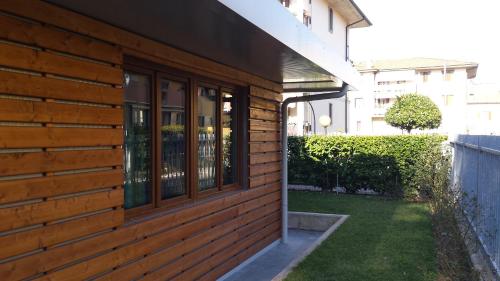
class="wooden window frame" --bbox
[124,57,244,219]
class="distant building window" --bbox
[374,98,392,109]
[377,80,408,86]
[287,103,297,117]
[328,8,334,33]
[354,98,363,108]
[442,69,454,81]
[356,121,362,132]
[303,122,312,134]
[280,0,290,8]
[422,71,430,82]
[443,95,454,106]
[303,12,312,27]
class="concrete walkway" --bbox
[221,229,322,281]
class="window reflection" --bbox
[222,92,237,185]
[160,78,186,199]
[197,87,217,191]
[123,72,152,209]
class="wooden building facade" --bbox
[0,1,283,280]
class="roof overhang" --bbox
[329,0,372,28]
[45,0,363,90]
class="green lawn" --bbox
[286,191,438,281]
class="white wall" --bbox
[311,0,347,59]
[281,0,348,60]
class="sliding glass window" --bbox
[222,91,237,185]
[197,86,218,191]
[123,72,152,209]
[159,77,186,199]
[123,59,242,217]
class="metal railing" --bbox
[198,133,216,190]
[161,133,185,198]
[451,136,500,275]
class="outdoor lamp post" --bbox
[319,115,332,135]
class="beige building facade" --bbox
[349,58,499,136]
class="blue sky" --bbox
[349,0,500,84]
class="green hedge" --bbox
[288,135,447,198]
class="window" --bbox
[354,98,363,108]
[222,92,237,185]
[422,71,430,82]
[287,103,297,117]
[443,94,454,106]
[123,72,153,209]
[123,60,242,216]
[442,70,454,81]
[303,12,312,27]
[280,0,290,8]
[374,98,392,108]
[328,8,334,33]
[159,76,186,200]
[356,121,362,132]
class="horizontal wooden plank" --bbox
[238,191,280,215]
[38,207,238,281]
[167,230,241,281]
[44,194,280,281]
[196,221,281,281]
[140,208,281,281]
[0,184,280,280]
[0,42,122,85]
[250,152,281,165]
[0,14,121,64]
[0,209,123,260]
[0,127,123,149]
[101,203,281,281]
[0,148,122,177]
[204,230,281,281]
[0,189,122,232]
[0,71,123,105]
[250,142,280,153]
[249,132,280,142]
[0,97,122,125]
[171,212,281,281]
[250,86,282,102]
[0,0,283,93]
[250,97,280,112]
[250,119,280,132]
[96,220,240,281]
[0,169,123,204]
[249,172,281,188]
[249,108,279,122]
[249,161,281,177]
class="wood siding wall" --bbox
[0,1,282,280]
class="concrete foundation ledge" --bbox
[218,212,349,281]
[273,212,349,281]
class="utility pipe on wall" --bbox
[281,83,348,243]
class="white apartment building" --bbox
[280,0,371,136]
[348,58,500,136]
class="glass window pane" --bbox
[160,78,186,199]
[123,72,152,209]
[222,92,237,185]
[197,86,217,191]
